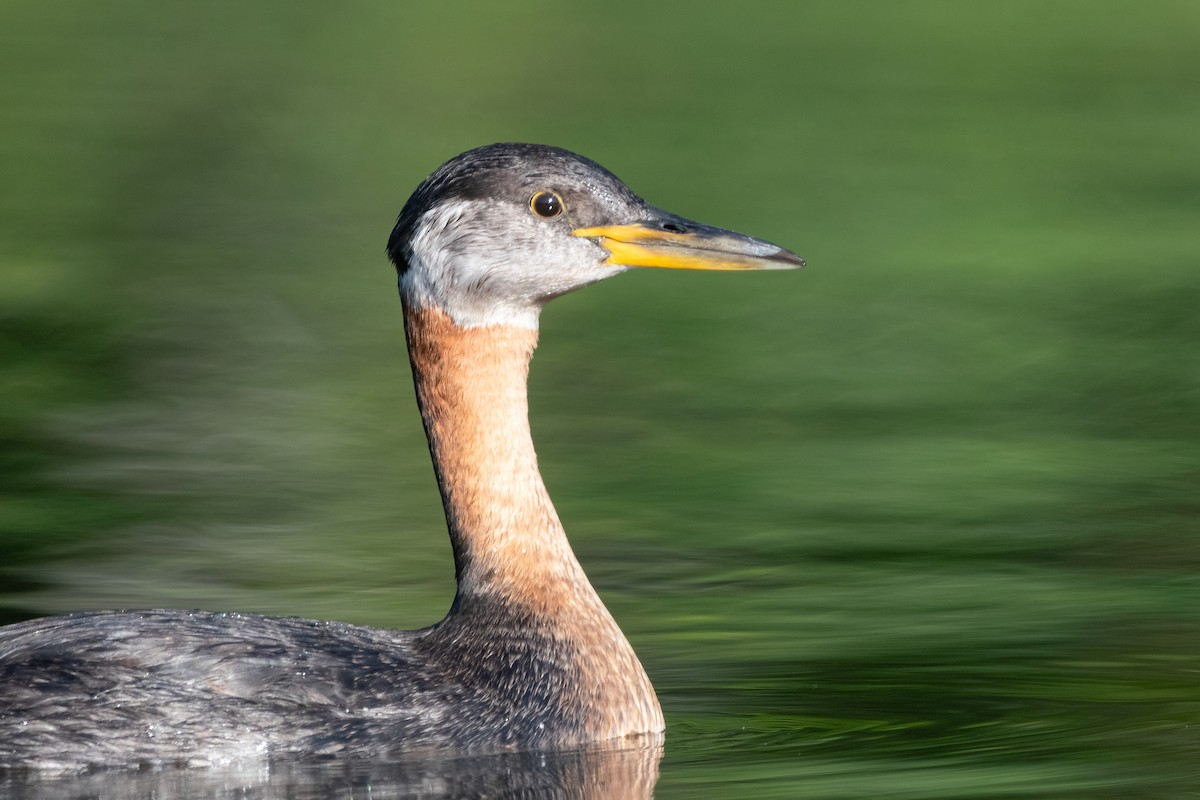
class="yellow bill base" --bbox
[572,224,800,271]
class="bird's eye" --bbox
[530,191,564,218]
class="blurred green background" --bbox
[1,0,1197,796]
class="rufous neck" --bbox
[402,302,664,741]
[402,305,589,607]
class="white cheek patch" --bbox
[399,199,626,330]
[400,200,541,329]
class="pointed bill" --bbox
[572,215,803,271]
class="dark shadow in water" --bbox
[0,739,663,800]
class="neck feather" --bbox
[402,303,664,740]
[403,305,589,607]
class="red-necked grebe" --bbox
[0,143,802,772]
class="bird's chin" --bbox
[538,265,627,304]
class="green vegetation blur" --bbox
[1,1,1197,793]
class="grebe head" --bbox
[388,143,804,328]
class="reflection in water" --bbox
[0,738,662,800]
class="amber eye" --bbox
[530,191,564,218]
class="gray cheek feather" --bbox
[400,200,625,329]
